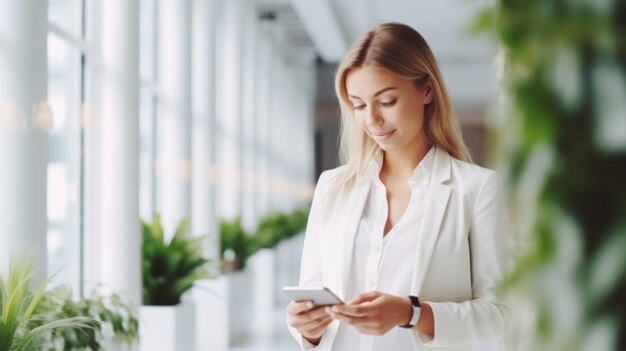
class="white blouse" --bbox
[331,147,435,351]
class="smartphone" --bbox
[282,286,344,306]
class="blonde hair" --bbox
[333,22,471,189]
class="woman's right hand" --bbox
[287,300,333,345]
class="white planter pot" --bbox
[194,270,252,350]
[139,303,195,351]
[101,338,136,351]
[288,233,305,286]
[249,248,276,337]
[227,269,251,345]
[274,239,292,307]
[194,277,229,350]
[99,322,137,351]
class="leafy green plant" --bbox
[252,208,309,251]
[219,208,310,271]
[285,208,309,237]
[142,214,211,305]
[219,217,251,272]
[0,260,95,351]
[36,286,138,351]
[474,0,626,349]
[253,213,292,250]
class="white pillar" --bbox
[96,0,141,304]
[302,62,317,186]
[241,3,258,232]
[287,64,299,208]
[157,0,192,237]
[255,24,272,217]
[285,64,299,209]
[267,37,287,212]
[295,60,317,205]
[0,0,49,281]
[192,0,219,259]
[216,0,244,220]
[275,63,289,211]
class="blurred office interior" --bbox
[1,0,624,350]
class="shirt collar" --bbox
[367,146,436,186]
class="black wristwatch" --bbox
[399,295,421,329]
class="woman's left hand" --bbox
[326,291,412,336]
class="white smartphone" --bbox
[282,286,344,306]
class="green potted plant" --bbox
[217,217,261,345]
[0,259,95,351]
[141,214,210,351]
[252,213,290,251]
[252,208,309,251]
[244,208,311,321]
[219,217,252,272]
[37,286,138,351]
[285,208,309,238]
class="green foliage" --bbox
[476,0,626,349]
[219,217,251,271]
[0,260,95,351]
[220,208,310,272]
[253,214,292,250]
[142,214,211,305]
[252,209,309,251]
[36,287,138,350]
[285,208,309,237]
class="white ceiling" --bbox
[286,0,498,107]
[328,0,494,61]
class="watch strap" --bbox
[399,295,421,329]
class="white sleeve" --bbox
[287,171,328,350]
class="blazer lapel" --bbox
[324,179,371,300]
[410,148,452,294]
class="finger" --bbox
[349,291,381,305]
[330,310,373,326]
[304,317,333,339]
[330,303,370,317]
[334,310,379,327]
[304,306,331,320]
[341,314,379,328]
[300,314,332,334]
[331,311,358,325]
[291,308,330,329]
[287,300,314,315]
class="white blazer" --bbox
[288,147,510,350]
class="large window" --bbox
[47,0,88,292]
[47,0,158,294]
[139,0,158,221]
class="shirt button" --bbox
[376,246,382,253]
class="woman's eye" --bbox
[381,99,396,107]
[353,104,366,111]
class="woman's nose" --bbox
[366,105,383,126]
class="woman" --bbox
[287,22,510,350]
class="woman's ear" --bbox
[423,81,434,104]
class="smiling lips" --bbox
[372,130,395,139]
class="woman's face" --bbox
[345,66,432,153]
